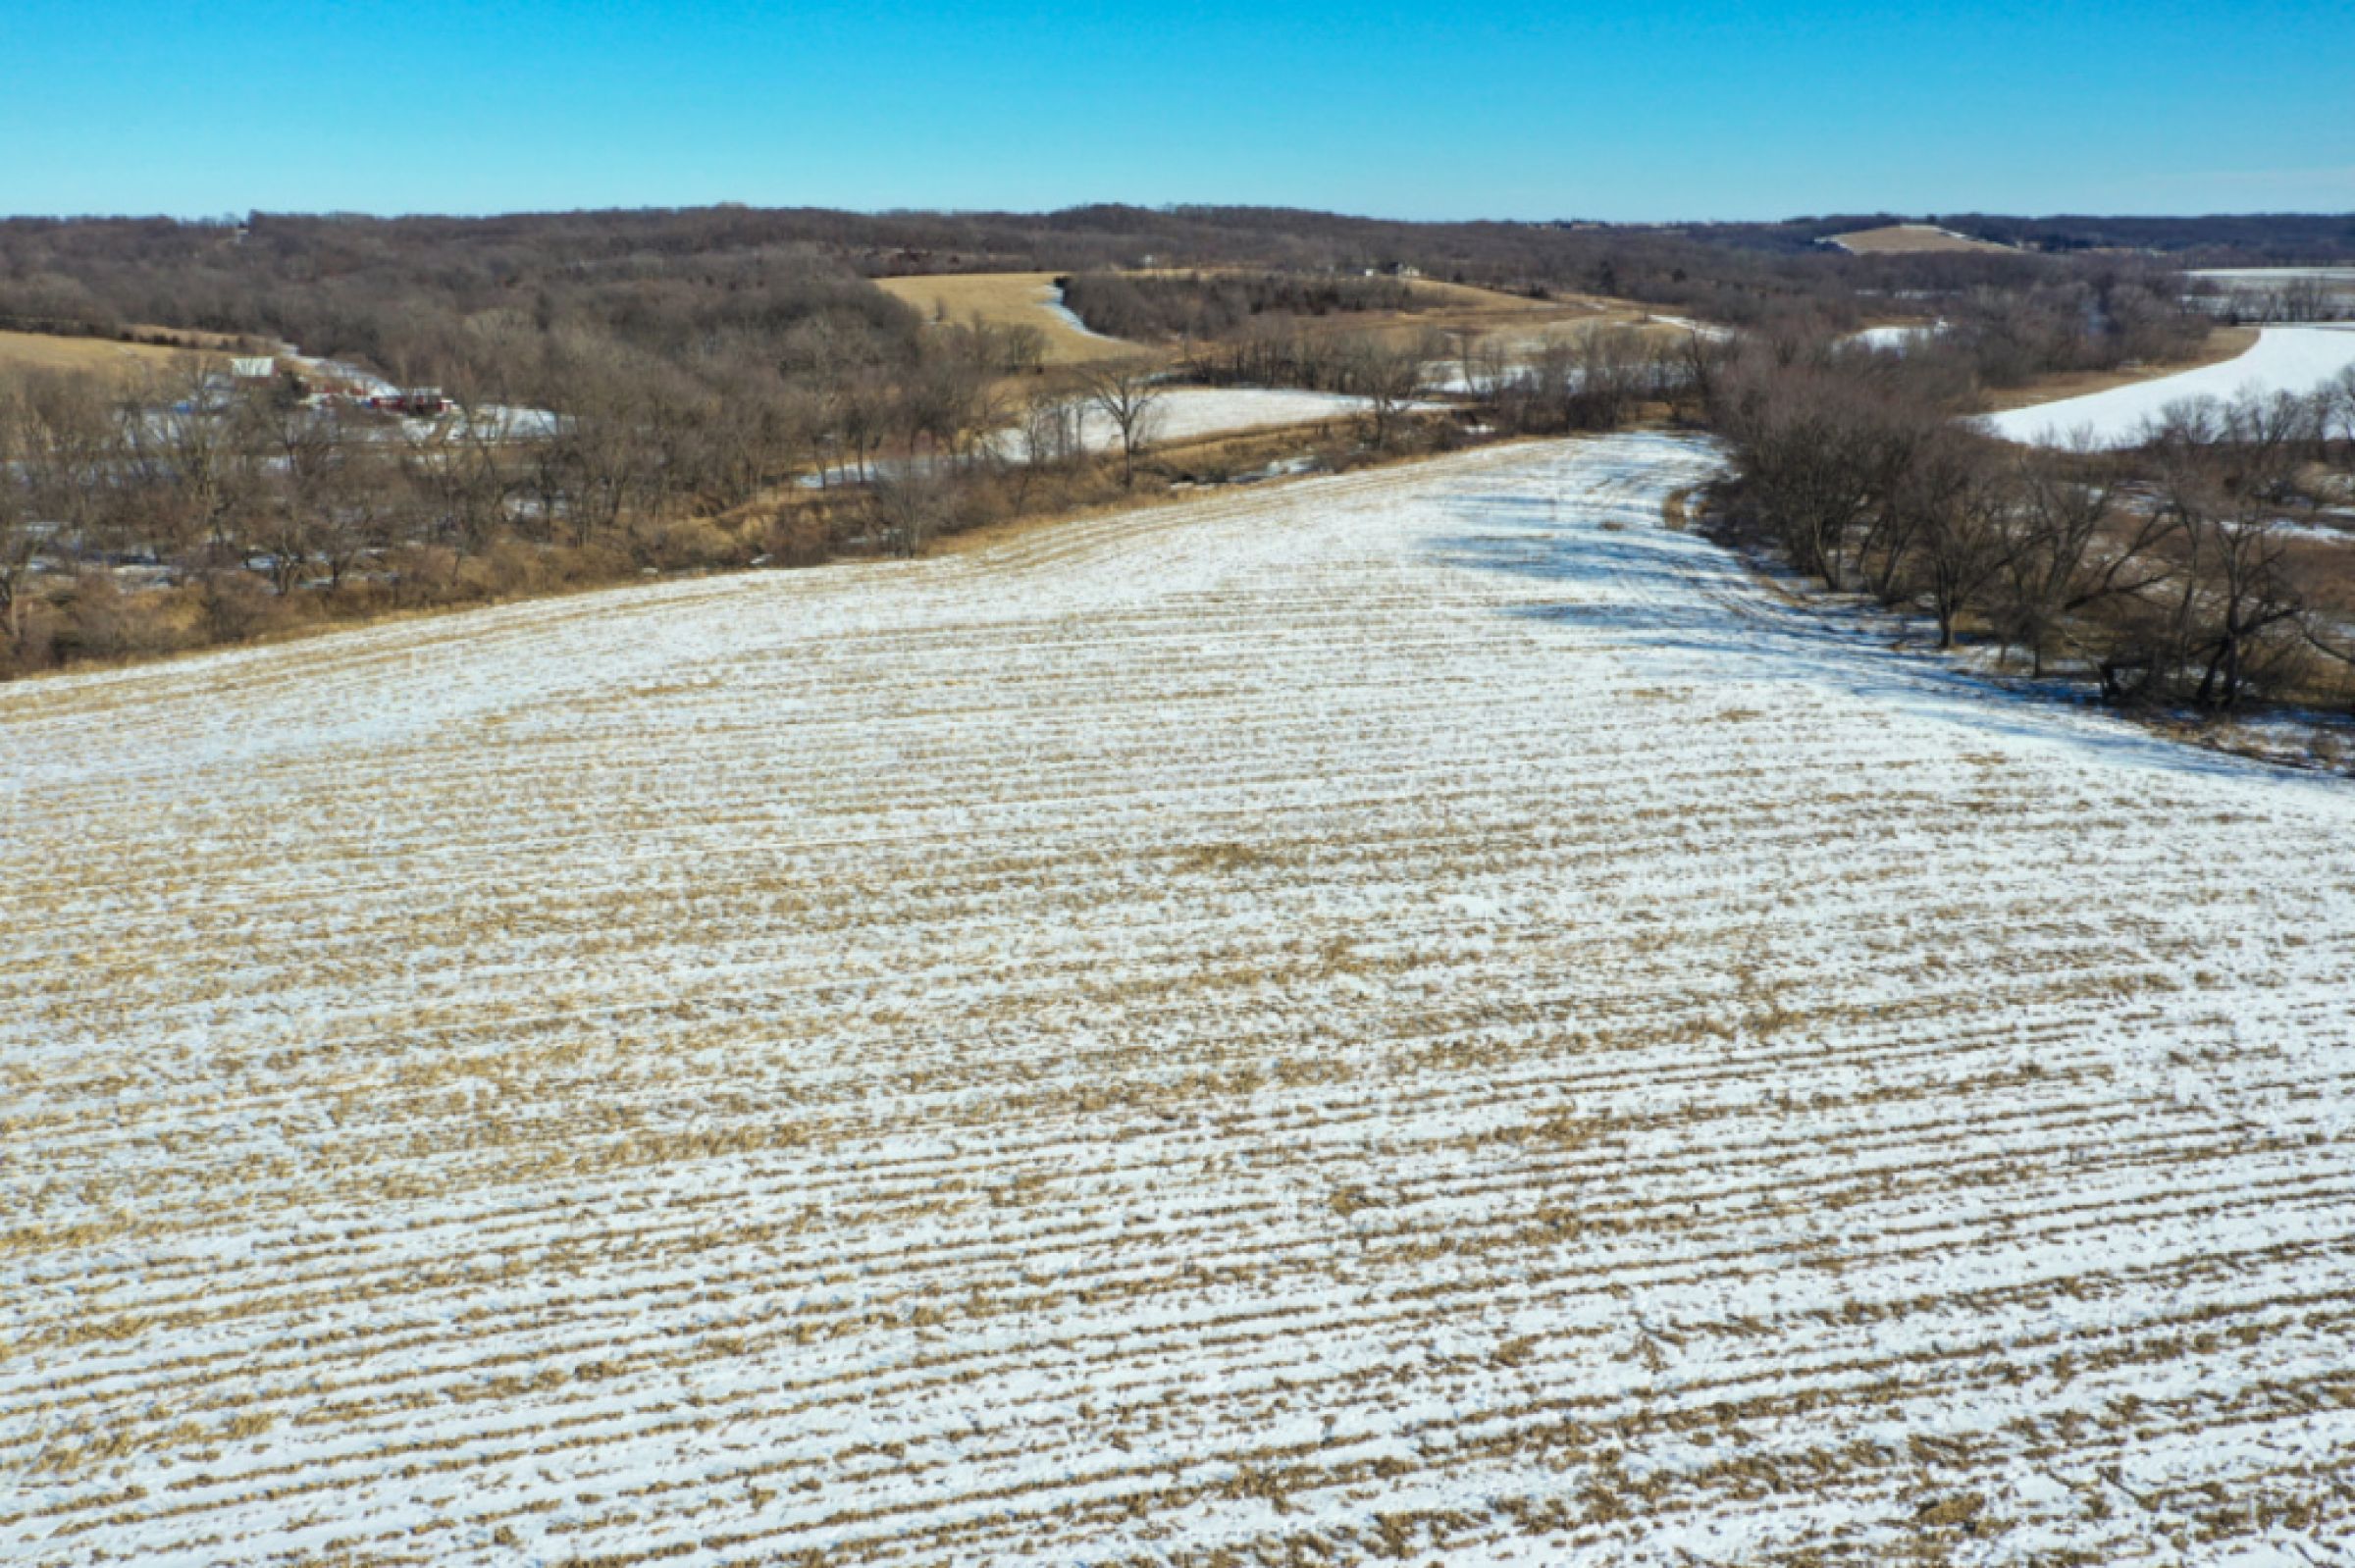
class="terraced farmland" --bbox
[6,433,2355,1565]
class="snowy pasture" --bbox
[1983,324,2355,447]
[1103,386,1402,448]
[5,434,2355,1564]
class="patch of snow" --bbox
[1097,387,1414,447]
[1034,282,1122,342]
[1645,313,1736,341]
[1980,325,2355,447]
[1849,321,1948,353]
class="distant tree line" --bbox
[1059,269,1426,342]
[1689,212,2355,264]
[2187,275,2355,326]
[0,340,1231,676]
[1705,330,2355,713]
[3,204,2280,355]
[0,203,2327,682]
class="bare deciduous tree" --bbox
[870,468,953,557]
[2320,365,2355,472]
[1339,333,1428,447]
[404,400,511,554]
[122,358,262,563]
[1010,379,1085,514]
[1073,363,1165,489]
[0,388,38,648]
[1994,446,2125,675]
[1895,430,2012,649]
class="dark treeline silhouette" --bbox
[1638,212,2355,262]
[1934,211,2355,263]
[1059,269,1428,342]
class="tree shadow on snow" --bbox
[1423,511,2318,791]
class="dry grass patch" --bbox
[873,271,1144,363]
[0,329,208,383]
[1828,224,2016,256]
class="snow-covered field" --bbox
[806,388,1391,486]
[1849,322,1946,353]
[1983,324,2355,447]
[1108,386,1399,447]
[7,434,2355,1565]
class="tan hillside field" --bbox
[1362,277,1638,346]
[1135,267,1673,353]
[873,271,1143,363]
[0,328,210,383]
[1829,223,2015,255]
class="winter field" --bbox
[6,434,2355,1565]
[1983,324,2355,447]
[1089,387,1404,449]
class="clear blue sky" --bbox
[3,0,2350,222]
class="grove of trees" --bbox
[1709,334,2355,713]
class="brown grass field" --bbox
[1146,269,1678,356]
[878,268,1672,365]
[873,271,1144,363]
[1354,277,1643,349]
[1828,223,2016,256]
[0,329,211,383]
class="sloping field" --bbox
[872,271,1140,362]
[1352,277,1629,344]
[1983,324,2355,446]
[2192,267,2355,310]
[0,329,202,382]
[7,435,2355,1564]
[1826,224,2015,255]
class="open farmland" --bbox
[1141,269,1652,355]
[1982,323,2355,445]
[6,434,2355,1564]
[0,329,205,382]
[1824,224,2015,256]
[1326,276,1636,348]
[872,271,1141,362]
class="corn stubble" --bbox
[5,434,2354,1564]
